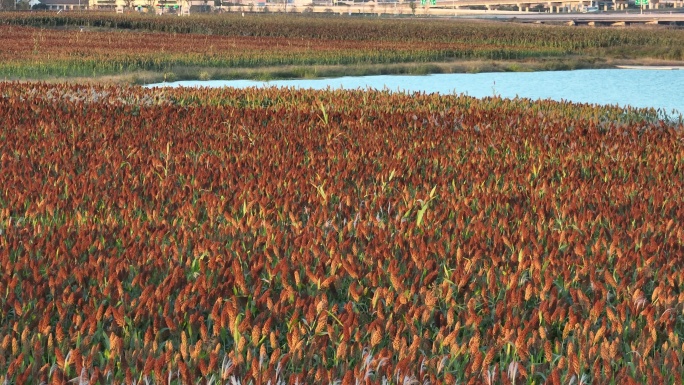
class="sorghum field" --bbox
[1,13,684,80]
[0,82,683,384]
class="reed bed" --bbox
[0,13,683,80]
[0,24,559,79]
[0,82,683,384]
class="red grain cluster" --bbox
[0,83,682,384]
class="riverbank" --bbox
[1,13,683,84]
[8,59,599,85]
[10,57,684,86]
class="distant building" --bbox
[33,0,326,12]
[39,0,87,9]
[94,0,214,13]
[29,0,216,12]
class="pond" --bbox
[147,68,684,116]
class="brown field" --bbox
[0,82,683,384]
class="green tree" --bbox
[408,0,417,14]
[0,0,16,10]
[145,0,155,12]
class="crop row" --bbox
[1,14,684,79]
[2,13,684,49]
[0,83,683,384]
[0,24,559,79]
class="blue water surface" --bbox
[147,69,684,115]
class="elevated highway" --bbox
[299,1,684,17]
[489,11,684,25]
[230,1,684,22]
[428,0,684,12]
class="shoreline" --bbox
[615,65,684,70]
[5,58,684,86]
